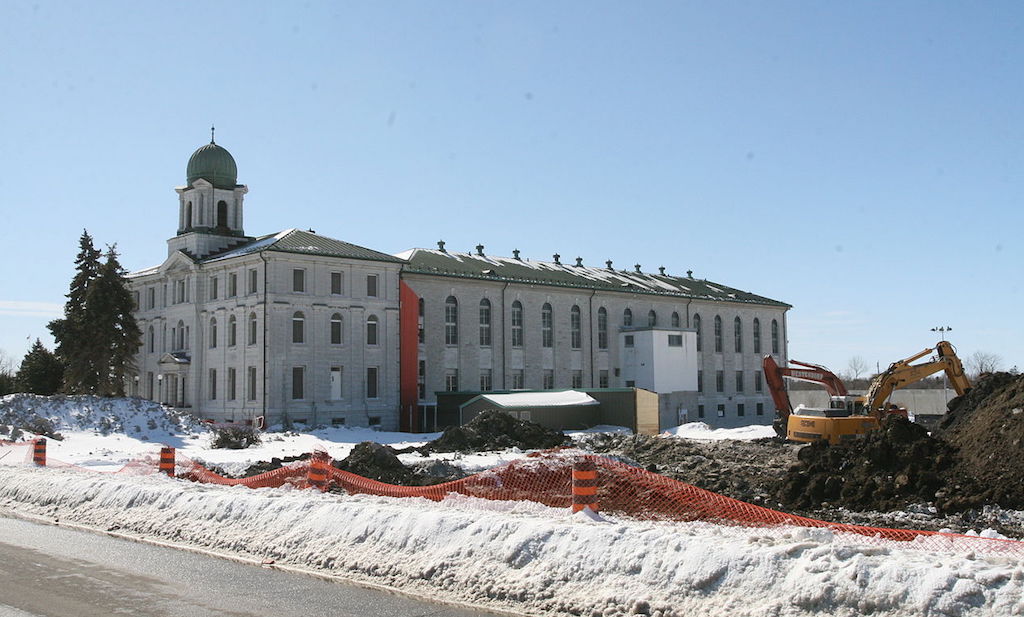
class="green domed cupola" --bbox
[186,131,238,189]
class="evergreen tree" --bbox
[88,245,142,396]
[47,232,140,396]
[48,230,102,393]
[15,339,64,395]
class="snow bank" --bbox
[0,466,1020,617]
[661,422,777,441]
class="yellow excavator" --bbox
[767,341,971,444]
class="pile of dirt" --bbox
[581,432,800,508]
[776,416,983,513]
[422,411,568,453]
[332,442,465,486]
[937,372,1024,508]
[241,453,309,477]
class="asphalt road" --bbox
[0,516,504,617]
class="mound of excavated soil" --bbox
[938,372,1024,508]
[332,442,464,486]
[776,417,983,513]
[423,411,568,453]
[581,433,800,509]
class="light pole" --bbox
[930,326,952,404]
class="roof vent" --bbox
[553,253,561,265]
[307,229,316,234]
[606,260,613,270]
[437,240,446,253]
[658,266,666,275]
[512,248,521,260]
[687,269,693,278]
[575,257,583,267]
[634,264,642,273]
[476,244,485,256]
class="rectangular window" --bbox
[249,269,258,294]
[717,404,726,417]
[479,303,492,347]
[210,277,219,300]
[755,370,763,393]
[368,416,381,427]
[735,370,744,392]
[512,369,525,390]
[480,369,492,392]
[697,370,704,393]
[227,367,237,401]
[417,361,426,400]
[147,372,154,399]
[624,335,634,348]
[737,403,745,417]
[366,274,378,297]
[367,366,379,399]
[625,380,636,388]
[571,370,583,389]
[756,402,764,416]
[292,366,305,400]
[543,370,554,390]
[228,273,237,298]
[132,290,140,309]
[445,370,458,392]
[147,287,156,310]
[511,304,523,348]
[330,367,343,400]
[668,334,683,347]
[599,370,609,388]
[247,366,257,401]
[293,269,305,293]
[332,417,346,426]
[209,369,217,400]
[331,317,342,345]
[331,272,343,295]
[716,370,725,393]
[698,404,705,419]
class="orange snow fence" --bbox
[3,439,1024,558]
[180,449,1024,558]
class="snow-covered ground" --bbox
[2,396,1023,616]
[660,421,777,441]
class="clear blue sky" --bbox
[2,1,1021,376]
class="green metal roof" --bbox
[398,248,789,308]
[187,141,238,189]
[202,229,406,264]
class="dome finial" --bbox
[210,124,216,144]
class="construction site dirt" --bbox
[235,373,1024,537]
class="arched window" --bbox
[418,298,425,343]
[184,201,192,229]
[228,315,237,347]
[444,296,458,345]
[541,303,553,348]
[771,319,780,354]
[753,318,761,354]
[570,305,582,349]
[714,315,723,353]
[176,320,186,350]
[623,308,633,327]
[734,317,743,353]
[331,313,343,345]
[648,310,657,327]
[148,326,155,353]
[367,315,379,346]
[248,312,258,345]
[671,312,680,328]
[693,314,702,352]
[216,200,228,228]
[479,299,492,347]
[292,312,305,344]
[511,301,524,347]
[597,307,608,349]
[209,317,218,349]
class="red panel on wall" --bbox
[399,281,420,431]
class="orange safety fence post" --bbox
[307,450,331,491]
[32,438,46,467]
[159,446,175,477]
[571,458,598,513]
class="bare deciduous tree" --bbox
[845,356,869,381]
[966,351,1002,378]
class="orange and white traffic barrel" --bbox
[159,446,175,477]
[307,451,331,491]
[32,438,46,466]
[571,458,598,513]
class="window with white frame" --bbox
[570,306,581,349]
[541,303,553,348]
[330,313,343,345]
[366,274,378,298]
[479,299,491,347]
[445,296,458,345]
[292,269,305,293]
[292,312,305,344]
[366,315,379,346]
[511,301,523,348]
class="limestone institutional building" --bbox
[128,139,791,431]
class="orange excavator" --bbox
[763,356,870,442]
[764,341,971,444]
